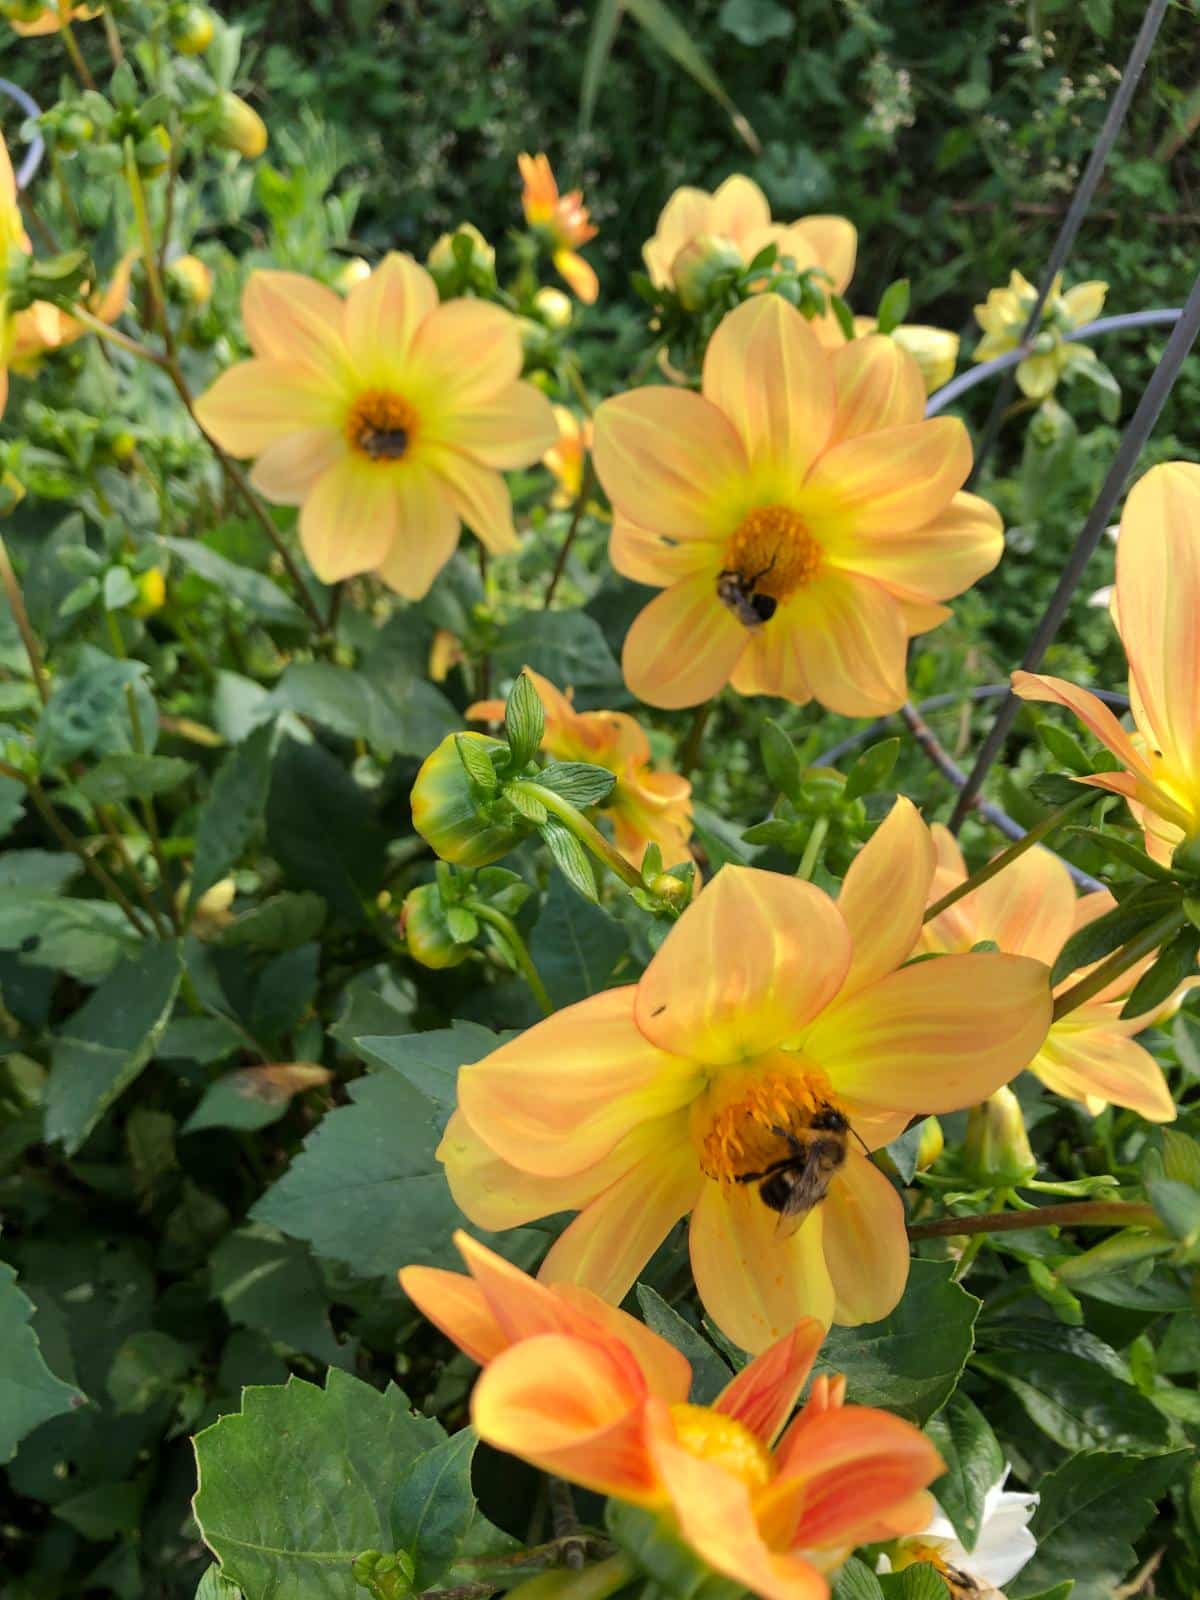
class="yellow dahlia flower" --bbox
[0,135,30,416]
[974,270,1107,400]
[643,176,855,344]
[4,1,100,34]
[543,405,591,508]
[593,296,1002,713]
[518,152,598,305]
[194,254,557,596]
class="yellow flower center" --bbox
[347,390,417,463]
[893,1542,980,1596]
[669,1403,775,1491]
[719,506,820,624]
[690,1065,847,1187]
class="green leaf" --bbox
[1161,1128,1200,1189]
[195,1569,246,1600]
[266,736,387,925]
[1029,773,1088,808]
[623,0,759,152]
[636,1284,731,1405]
[77,753,192,807]
[606,1500,746,1600]
[210,1224,350,1368]
[535,760,617,809]
[272,662,458,758]
[580,0,623,130]
[1013,1449,1188,1599]
[492,612,621,696]
[36,655,150,768]
[832,1557,886,1600]
[760,719,802,802]
[540,814,598,901]
[1119,926,1200,1018]
[161,536,308,627]
[879,1565,948,1600]
[390,1429,478,1589]
[875,278,910,336]
[1050,887,1180,986]
[530,874,629,1008]
[190,718,277,908]
[1147,1177,1200,1247]
[106,1329,191,1413]
[1064,827,1175,882]
[193,1371,445,1600]
[811,1260,978,1423]
[1036,721,1095,775]
[44,940,183,1155]
[974,1338,1168,1453]
[352,1023,503,1123]
[844,737,900,801]
[0,1262,83,1464]
[718,0,794,46]
[218,891,326,951]
[885,1120,926,1185]
[0,895,140,983]
[925,1391,1004,1552]
[504,671,546,770]
[456,733,499,792]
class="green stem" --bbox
[679,699,713,775]
[543,457,595,608]
[58,10,96,89]
[922,792,1092,924]
[0,533,49,706]
[907,1200,1160,1240]
[795,815,829,881]
[1056,1229,1175,1283]
[124,136,165,330]
[467,901,553,1016]
[1051,906,1188,1022]
[513,780,645,894]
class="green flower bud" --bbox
[170,3,215,53]
[213,92,268,160]
[426,222,495,292]
[137,125,172,179]
[532,285,572,330]
[411,732,530,867]
[400,883,471,969]
[671,234,744,311]
[964,1087,1036,1187]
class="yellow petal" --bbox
[1011,671,1152,779]
[621,572,747,709]
[1033,1019,1175,1122]
[728,614,812,704]
[553,248,599,304]
[456,987,705,1178]
[827,489,1003,603]
[820,1147,909,1325]
[701,296,835,481]
[241,270,348,376]
[374,464,461,599]
[829,334,925,441]
[1062,280,1107,325]
[634,865,852,1065]
[643,186,714,286]
[609,516,714,587]
[194,358,342,457]
[966,845,1078,965]
[689,1180,835,1353]
[805,417,971,535]
[250,427,345,505]
[806,951,1052,1112]
[837,797,935,1000]
[438,1109,620,1231]
[344,251,437,379]
[592,387,748,539]
[788,569,908,716]
[708,174,772,245]
[411,297,523,406]
[428,450,518,554]
[297,456,398,581]
[432,379,557,468]
[787,214,857,292]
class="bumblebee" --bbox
[359,425,410,461]
[734,1106,850,1232]
[716,557,778,628]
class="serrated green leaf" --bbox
[391,1429,478,1589]
[974,1341,1168,1454]
[1029,772,1089,808]
[636,1284,731,1405]
[925,1391,1004,1552]
[504,671,546,770]
[37,655,151,769]
[530,874,628,1008]
[760,719,801,801]
[540,815,598,901]
[0,1262,83,1463]
[1064,827,1175,882]
[77,753,192,807]
[161,536,308,627]
[190,718,277,909]
[1050,888,1180,986]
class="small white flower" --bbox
[880,1466,1038,1596]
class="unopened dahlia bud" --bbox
[915,1115,944,1172]
[333,256,372,293]
[132,567,166,618]
[426,223,495,291]
[168,254,213,306]
[411,732,529,868]
[891,325,960,394]
[671,233,743,311]
[532,285,572,330]
[964,1087,1036,1186]
[213,92,268,160]
[400,883,471,970]
[170,4,215,53]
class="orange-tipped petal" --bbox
[472,1333,658,1502]
[554,1283,692,1402]
[689,1181,835,1354]
[819,1148,909,1326]
[789,569,909,717]
[830,335,924,440]
[1034,1018,1176,1122]
[592,387,748,540]
[806,416,971,535]
[829,490,1003,603]
[1115,462,1200,788]
[241,270,348,375]
[621,573,747,710]
[374,466,461,598]
[398,1265,507,1366]
[554,248,599,304]
[965,845,1078,965]
[837,797,935,1000]
[712,1319,825,1446]
[298,456,398,581]
[634,865,852,1065]
[701,296,835,480]
[538,1127,703,1305]
[807,952,1052,1112]
[344,252,437,378]
[456,988,705,1178]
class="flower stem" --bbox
[907,1200,1159,1240]
[58,12,96,90]
[0,533,49,706]
[543,457,594,608]
[922,792,1092,924]
[680,699,713,775]
[513,780,646,895]
[1051,906,1187,1022]
[795,815,829,882]
[467,901,553,1016]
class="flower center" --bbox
[718,505,820,626]
[347,390,417,463]
[669,1404,774,1491]
[690,1065,848,1200]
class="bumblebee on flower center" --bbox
[347,389,418,463]
[718,505,820,627]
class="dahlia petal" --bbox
[1062,280,1107,325]
[830,334,924,440]
[829,490,1004,603]
[250,427,345,505]
[788,215,857,293]
[609,516,714,587]
[643,186,714,286]
[635,864,852,1065]
[966,845,1078,965]
[373,464,461,599]
[789,569,909,717]
[241,271,348,375]
[344,251,437,378]
[820,1148,909,1326]
[553,1284,692,1402]
[554,248,599,304]
[471,1333,659,1502]
[728,614,813,703]
[411,297,523,405]
[194,358,342,457]
[712,1319,825,1446]
[837,797,935,1000]
[1033,1019,1176,1122]
[621,573,747,710]
[806,951,1052,1113]
[804,417,971,536]
[397,1266,507,1366]
[455,988,705,1178]
[592,387,748,539]
[701,296,835,480]
[298,455,399,582]
[432,380,557,468]
[708,174,773,245]
[1011,671,1151,778]
[689,1180,836,1354]
[429,451,518,554]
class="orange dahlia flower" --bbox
[518,152,598,305]
[593,296,1002,713]
[194,254,557,596]
[6,1,100,34]
[468,666,692,869]
[544,405,592,508]
[919,826,1175,1123]
[401,1232,943,1600]
[1015,462,1200,866]
[10,251,135,372]
[440,799,1051,1351]
[643,176,854,346]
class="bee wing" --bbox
[772,1199,815,1241]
